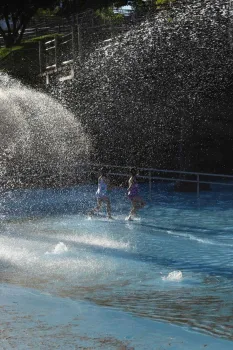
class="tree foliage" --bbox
[0,1,129,47]
[0,0,178,48]
[0,0,59,47]
[96,7,124,25]
[59,0,128,16]
[130,0,177,13]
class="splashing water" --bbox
[162,270,183,281]
[1,4,233,347]
[61,0,233,169]
[46,242,69,255]
[2,182,233,342]
[0,73,91,185]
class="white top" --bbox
[96,177,108,198]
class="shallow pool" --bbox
[1,183,233,345]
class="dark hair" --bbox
[101,166,109,176]
[130,167,137,176]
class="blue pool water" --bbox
[1,183,233,345]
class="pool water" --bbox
[1,183,233,342]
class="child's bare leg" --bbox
[137,201,145,210]
[106,198,112,218]
[128,201,137,219]
[128,198,145,219]
[90,199,102,215]
[134,198,145,210]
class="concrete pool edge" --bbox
[0,283,232,349]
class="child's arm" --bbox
[127,178,133,191]
[102,175,122,189]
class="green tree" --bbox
[96,7,124,25]
[59,0,128,15]
[0,0,59,47]
[130,0,176,13]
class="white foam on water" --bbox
[0,234,115,280]
[45,242,68,255]
[162,271,183,281]
[55,233,130,250]
[0,241,37,266]
[166,231,233,247]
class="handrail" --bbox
[60,39,72,45]
[61,32,72,39]
[45,39,55,45]
[81,163,233,197]
[2,163,233,197]
[86,163,233,179]
[5,162,233,180]
[108,172,233,186]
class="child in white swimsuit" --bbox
[89,167,113,219]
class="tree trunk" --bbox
[15,22,28,46]
[4,34,15,48]
[0,15,30,48]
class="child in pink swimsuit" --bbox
[127,168,145,220]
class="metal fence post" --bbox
[39,41,44,74]
[72,26,76,61]
[77,25,82,63]
[59,166,63,187]
[149,171,152,200]
[46,73,49,85]
[54,35,59,69]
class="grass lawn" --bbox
[0,46,24,60]
[0,34,61,83]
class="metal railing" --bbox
[39,31,75,82]
[37,9,149,83]
[86,164,233,198]
[3,163,233,197]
